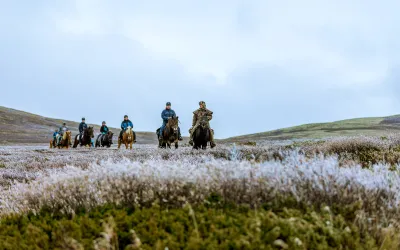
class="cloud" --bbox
[0,0,399,138]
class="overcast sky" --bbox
[1,0,400,138]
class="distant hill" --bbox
[0,106,158,144]
[223,115,400,143]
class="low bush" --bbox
[0,201,391,250]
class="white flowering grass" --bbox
[1,144,400,229]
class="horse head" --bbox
[64,131,71,140]
[199,116,209,129]
[168,116,179,136]
[107,131,114,140]
[125,126,133,141]
[87,126,94,138]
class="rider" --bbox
[120,115,136,142]
[53,129,59,146]
[189,101,216,148]
[159,102,183,142]
[58,123,68,144]
[78,117,87,144]
[97,121,109,142]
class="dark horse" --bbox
[157,116,180,149]
[193,116,211,150]
[73,126,94,148]
[96,131,114,148]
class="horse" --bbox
[73,126,94,148]
[96,131,114,148]
[157,116,179,149]
[192,116,211,150]
[118,126,135,149]
[50,131,72,149]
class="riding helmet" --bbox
[63,122,66,125]
[82,117,85,120]
[124,115,128,118]
[166,102,171,106]
[199,101,206,105]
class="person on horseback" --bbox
[58,123,68,144]
[53,129,59,146]
[97,121,110,143]
[159,102,183,143]
[120,115,136,142]
[189,101,216,148]
[78,118,87,144]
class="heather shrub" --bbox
[0,202,390,249]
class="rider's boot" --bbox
[188,127,194,145]
[178,132,183,141]
[210,129,216,148]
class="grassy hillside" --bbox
[224,115,400,142]
[0,106,158,144]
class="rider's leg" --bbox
[160,124,166,138]
[210,128,216,148]
[189,125,198,146]
[178,127,183,141]
[119,130,124,140]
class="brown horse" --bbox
[157,116,180,149]
[192,116,212,150]
[50,131,72,149]
[96,131,114,148]
[73,126,94,148]
[118,126,135,149]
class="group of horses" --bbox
[50,126,135,149]
[157,116,212,150]
[50,117,212,150]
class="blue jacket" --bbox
[79,122,87,133]
[53,132,58,137]
[161,109,176,123]
[121,120,133,130]
[100,125,109,134]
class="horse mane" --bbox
[62,131,70,140]
[167,117,179,128]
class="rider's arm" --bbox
[161,110,168,121]
[192,112,197,127]
[207,110,213,121]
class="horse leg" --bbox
[175,142,178,149]
[73,136,78,148]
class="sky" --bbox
[1,0,400,138]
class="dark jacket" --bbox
[161,109,176,123]
[192,108,213,127]
[100,125,109,134]
[121,120,133,130]
[59,126,68,134]
[79,122,88,133]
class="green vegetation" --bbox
[224,116,400,142]
[0,199,393,250]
